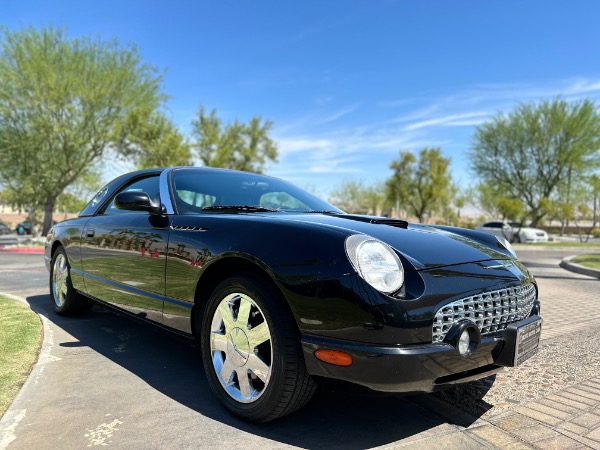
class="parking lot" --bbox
[1,247,600,449]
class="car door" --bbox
[80,174,170,323]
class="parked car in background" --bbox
[475,221,549,244]
[475,221,513,241]
[508,222,549,243]
[0,221,12,235]
[16,221,31,235]
[46,167,542,422]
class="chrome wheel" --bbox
[209,292,272,403]
[52,253,69,307]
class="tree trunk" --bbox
[529,213,544,228]
[42,197,56,237]
[565,167,572,233]
[27,210,38,237]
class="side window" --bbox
[486,222,503,228]
[260,192,309,211]
[102,176,160,215]
[176,190,216,209]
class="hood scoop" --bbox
[334,214,409,229]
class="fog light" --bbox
[443,319,481,357]
[458,330,471,355]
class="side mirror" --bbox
[114,191,162,214]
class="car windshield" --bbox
[171,169,344,214]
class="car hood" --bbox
[265,213,512,270]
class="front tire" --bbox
[200,274,316,422]
[50,247,92,316]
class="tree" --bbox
[472,183,503,219]
[330,179,385,215]
[588,174,600,240]
[56,192,87,218]
[55,172,102,219]
[470,99,600,226]
[120,109,192,169]
[472,183,526,221]
[549,174,600,242]
[386,148,453,223]
[192,105,278,173]
[497,197,526,221]
[0,26,164,235]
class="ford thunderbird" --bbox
[46,167,542,422]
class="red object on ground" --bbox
[0,247,45,254]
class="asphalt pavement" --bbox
[1,247,599,449]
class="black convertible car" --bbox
[46,167,542,422]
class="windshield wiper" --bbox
[303,210,340,214]
[201,205,279,213]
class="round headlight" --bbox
[345,235,404,294]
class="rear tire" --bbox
[50,247,92,316]
[200,274,316,422]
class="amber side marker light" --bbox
[314,349,353,366]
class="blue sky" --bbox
[3,1,600,197]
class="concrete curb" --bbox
[560,255,600,279]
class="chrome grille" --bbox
[432,283,536,343]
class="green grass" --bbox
[0,295,42,417]
[571,254,600,270]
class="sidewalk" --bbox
[402,344,600,449]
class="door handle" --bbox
[85,228,95,238]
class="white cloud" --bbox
[389,105,441,124]
[270,76,600,195]
[403,111,491,131]
[307,165,363,174]
[436,77,600,110]
[277,137,334,154]
[562,78,600,96]
[320,104,360,123]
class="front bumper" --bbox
[302,315,541,393]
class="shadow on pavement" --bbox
[24,293,482,449]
